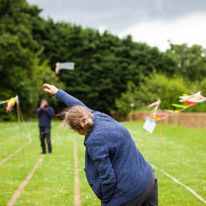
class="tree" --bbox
[115,73,190,115]
[33,20,178,113]
[0,0,63,120]
[166,43,206,81]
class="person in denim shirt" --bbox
[43,83,158,206]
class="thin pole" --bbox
[130,103,134,122]
[19,105,34,153]
[16,96,27,174]
[131,106,133,122]
[160,122,165,170]
[74,134,82,206]
[158,102,164,170]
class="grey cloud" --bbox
[27,0,206,32]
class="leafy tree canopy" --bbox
[0,0,206,119]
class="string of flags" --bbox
[143,91,206,133]
[0,96,17,112]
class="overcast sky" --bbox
[27,0,206,51]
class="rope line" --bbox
[7,156,44,206]
[0,139,33,167]
[0,137,13,145]
[151,164,206,204]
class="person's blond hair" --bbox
[60,106,94,131]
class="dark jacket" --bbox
[55,90,153,206]
[35,106,54,128]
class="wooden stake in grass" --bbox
[18,101,35,153]
[160,122,165,170]
[16,96,27,174]
[74,135,82,206]
[130,103,134,122]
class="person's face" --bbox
[41,100,48,106]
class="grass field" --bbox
[0,121,206,206]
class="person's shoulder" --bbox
[85,122,106,145]
[93,111,117,124]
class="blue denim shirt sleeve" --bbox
[87,138,117,204]
[45,107,54,118]
[55,89,92,112]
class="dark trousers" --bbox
[39,127,52,153]
[124,172,158,206]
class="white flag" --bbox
[143,118,156,134]
[55,62,75,74]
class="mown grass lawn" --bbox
[0,121,205,206]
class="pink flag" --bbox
[148,100,161,107]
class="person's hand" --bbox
[43,84,59,95]
[55,62,59,74]
[40,102,45,109]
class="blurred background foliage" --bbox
[1,0,206,120]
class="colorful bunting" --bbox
[148,100,161,107]
[143,117,156,134]
[156,113,170,117]
[0,100,9,105]
[0,96,17,112]
[143,91,206,133]
[171,104,189,108]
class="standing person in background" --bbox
[36,99,54,154]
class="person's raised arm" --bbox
[35,108,43,115]
[43,84,92,112]
[45,107,54,118]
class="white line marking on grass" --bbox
[153,148,206,174]
[7,156,44,206]
[74,136,82,206]
[130,130,206,174]
[0,139,33,166]
[0,137,13,145]
[0,126,19,133]
[151,164,206,204]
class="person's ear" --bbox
[80,117,86,129]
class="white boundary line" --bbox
[0,126,19,133]
[7,137,56,205]
[0,139,33,166]
[7,156,44,206]
[151,164,206,204]
[130,130,206,174]
[0,137,13,145]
